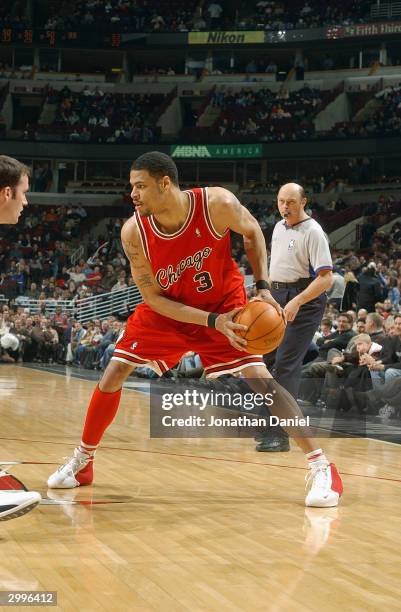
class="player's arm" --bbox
[207,187,281,314]
[121,218,247,350]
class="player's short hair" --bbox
[131,152,179,186]
[0,156,30,193]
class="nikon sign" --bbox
[188,31,265,45]
[171,145,263,159]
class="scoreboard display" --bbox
[0,28,122,48]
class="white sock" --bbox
[77,442,97,457]
[305,448,328,468]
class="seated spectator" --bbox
[364,312,387,345]
[85,266,103,286]
[51,305,69,338]
[314,312,355,360]
[68,265,86,285]
[111,272,128,292]
[66,321,86,365]
[341,333,383,413]
[73,322,102,367]
[361,313,401,388]
[41,321,60,363]
[299,312,356,404]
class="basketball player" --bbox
[0,155,41,520]
[48,152,343,507]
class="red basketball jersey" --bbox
[135,187,245,311]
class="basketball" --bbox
[233,301,286,354]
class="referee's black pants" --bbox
[270,288,327,399]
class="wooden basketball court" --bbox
[1,366,401,611]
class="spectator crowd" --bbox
[38,0,198,33]
[210,86,324,143]
[234,0,369,31]
[0,0,379,36]
[40,86,164,144]
[0,206,139,369]
[334,85,401,140]
[19,0,372,33]
[0,305,125,371]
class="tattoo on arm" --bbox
[122,239,142,264]
[136,272,153,290]
[122,233,158,293]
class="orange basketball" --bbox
[233,301,286,354]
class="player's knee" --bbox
[99,360,134,392]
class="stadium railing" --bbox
[13,285,143,323]
[74,285,142,323]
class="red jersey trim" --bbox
[204,354,264,375]
[113,348,148,362]
[156,359,169,373]
[135,213,151,261]
[202,187,228,240]
[204,356,265,378]
[148,190,195,240]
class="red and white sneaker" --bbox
[0,469,41,521]
[0,490,41,521]
[47,448,94,489]
[305,462,343,507]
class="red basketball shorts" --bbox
[111,304,265,378]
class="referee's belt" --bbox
[270,278,313,290]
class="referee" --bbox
[256,182,333,452]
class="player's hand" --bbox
[283,296,302,322]
[251,289,282,317]
[215,308,248,352]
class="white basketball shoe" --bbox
[0,488,41,521]
[47,448,94,489]
[305,462,343,507]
